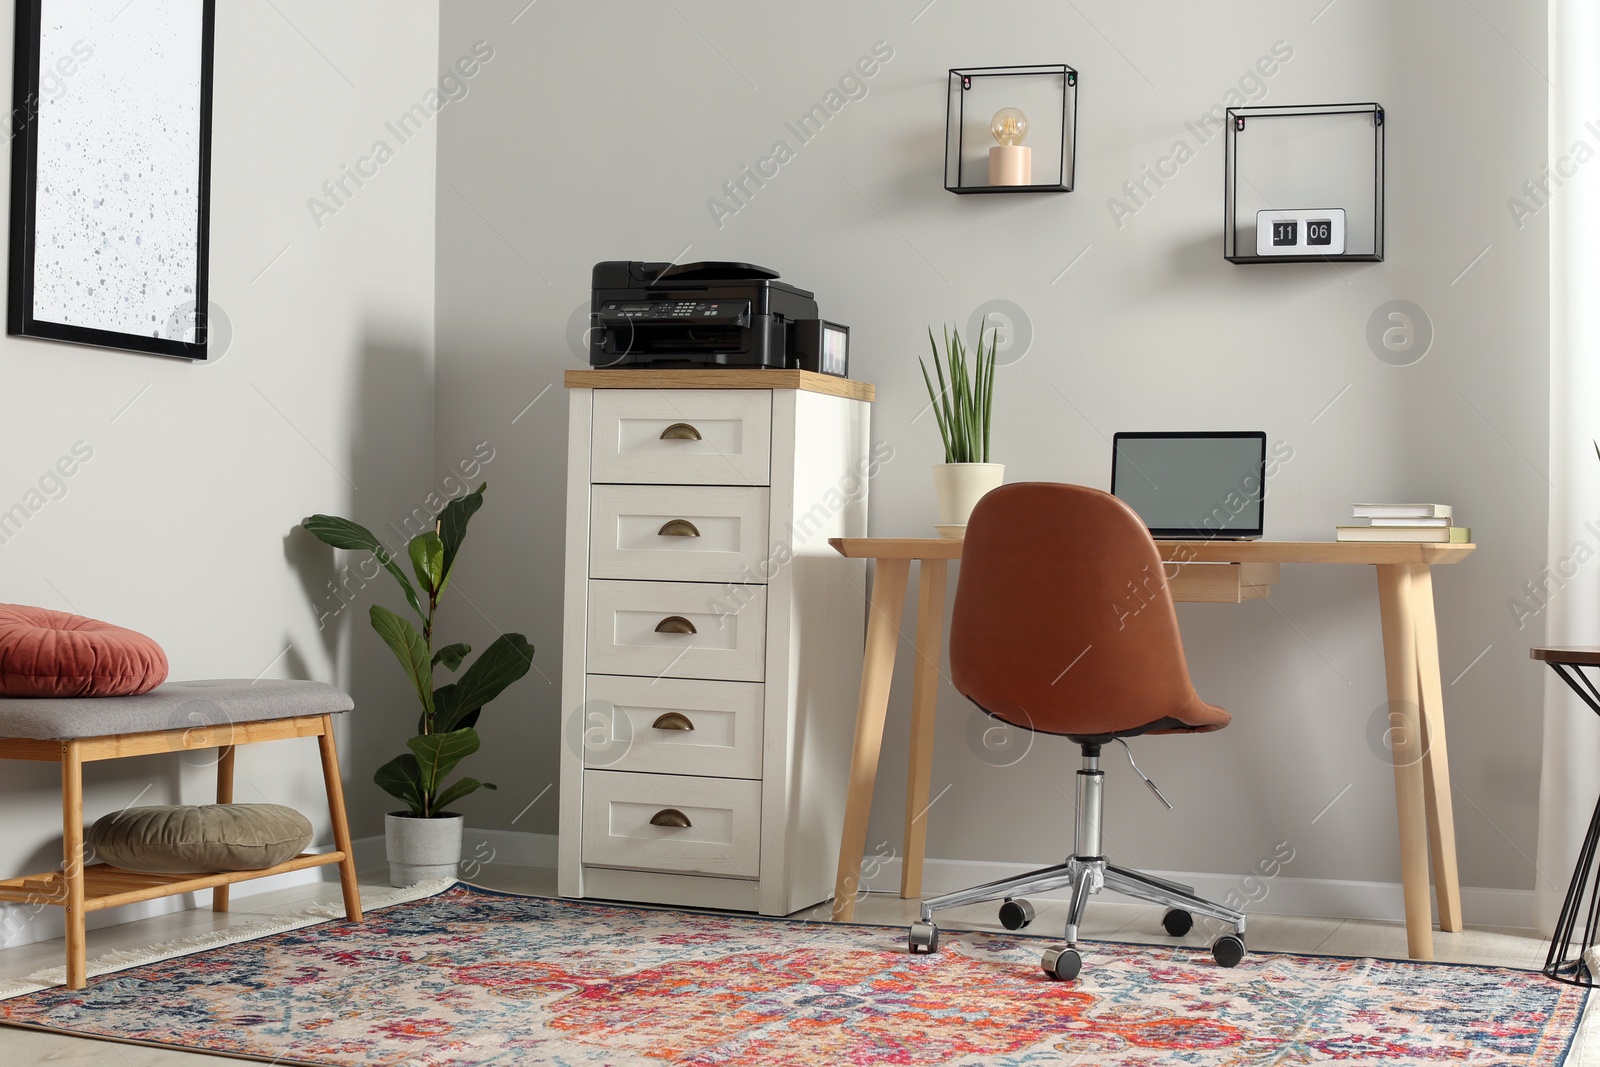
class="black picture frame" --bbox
[7,0,216,360]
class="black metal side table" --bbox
[1532,647,1600,985]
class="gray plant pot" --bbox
[385,811,464,887]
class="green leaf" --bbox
[374,753,426,816]
[923,328,955,464]
[951,328,971,461]
[437,484,486,592]
[370,605,434,717]
[433,776,493,813]
[442,704,483,732]
[434,633,533,732]
[978,325,997,463]
[302,513,426,622]
[427,682,456,734]
[919,352,953,463]
[408,531,445,596]
[407,729,481,800]
[302,513,384,552]
[433,643,471,672]
[423,684,481,734]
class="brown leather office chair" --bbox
[907,482,1248,980]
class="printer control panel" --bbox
[600,300,751,323]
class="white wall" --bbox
[435,0,1551,916]
[0,0,439,946]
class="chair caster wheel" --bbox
[1161,908,1194,937]
[999,898,1035,930]
[908,921,939,954]
[1041,946,1082,981]
[1212,934,1246,968]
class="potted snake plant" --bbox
[302,483,532,886]
[920,324,1002,534]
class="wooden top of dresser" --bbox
[564,369,875,402]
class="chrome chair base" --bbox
[906,746,1248,979]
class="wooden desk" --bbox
[828,536,1475,961]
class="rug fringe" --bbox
[0,878,455,1000]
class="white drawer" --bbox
[586,580,766,682]
[592,389,771,486]
[589,485,770,584]
[581,770,761,878]
[583,675,764,779]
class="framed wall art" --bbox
[8,0,215,359]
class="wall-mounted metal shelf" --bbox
[945,64,1077,194]
[1224,102,1384,263]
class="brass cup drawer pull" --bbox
[654,616,697,634]
[649,808,692,828]
[657,519,701,538]
[660,423,702,441]
[650,712,695,731]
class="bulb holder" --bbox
[988,145,1032,186]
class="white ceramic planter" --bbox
[385,812,464,887]
[932,463,1005,531]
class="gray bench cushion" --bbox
[0,679,353,740]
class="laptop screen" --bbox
[1111,432,1267,539]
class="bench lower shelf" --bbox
[0,852,348,912]
[1,711,363,988]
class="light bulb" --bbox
[990,107,1029,147]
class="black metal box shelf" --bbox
[1224,102,1385,263]
[945,64,1077,194]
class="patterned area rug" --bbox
[0,883,1587,1066]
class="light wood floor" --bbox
[0,863,1554,1066]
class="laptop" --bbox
[1110,431,1268,540]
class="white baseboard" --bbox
[349,828,559,877]
[861,856,1535,931]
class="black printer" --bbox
[589,261,820,370]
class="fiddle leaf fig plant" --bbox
[302,483,532,818]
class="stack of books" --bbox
[1337,504,1471,543]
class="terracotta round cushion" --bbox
[88,804,314,874]
[0,604,168,697]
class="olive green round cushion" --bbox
[88,804,314,874]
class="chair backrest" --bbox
[948,482,1226,739]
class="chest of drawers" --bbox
[559,370,874,915]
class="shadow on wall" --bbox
[284,326,433,841]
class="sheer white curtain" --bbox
[1536,0,1600,933]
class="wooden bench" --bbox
[0,680,363,988]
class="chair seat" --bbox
[0,679,353,739]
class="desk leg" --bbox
[1376,564,1434,960]
[902,559,948,900]
[61,740,87,990]
[213,745,236,914]
[1410,563,1463,933]
[833,558,911,922]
